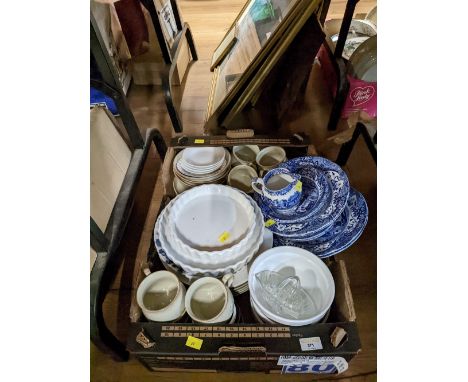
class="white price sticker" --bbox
[278,356,348,375]
[299,337,323,351]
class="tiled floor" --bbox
[91,1,377,380]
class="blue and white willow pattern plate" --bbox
[273,188,368,258]
[258,156,350,238]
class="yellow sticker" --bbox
[295,180,303,192]
[194,139,205,144]
[218,231,230,243]
[186,336,203,350]
[265,219,276,227]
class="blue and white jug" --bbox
[252,168,302,210]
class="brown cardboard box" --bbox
[126,142,361,375]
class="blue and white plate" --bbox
[273,188,368,258]
[258,157,350,238]
[274,203,349,250]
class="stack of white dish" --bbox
[154,185,267,294]
[248,247,335,326]
[173,147,232,194]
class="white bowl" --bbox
[168,185,255,251]
[248,246,335,326]
[154,194,264,278]
[173,149,232,184]
[182,147,225,167]
[164,188,262,268]
[162,201,263,269]
[250,297,277,324]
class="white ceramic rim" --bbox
[250,297,277,324]
[159,198,264,273]
[136,271,182,314]
[248,246,335,326]
[163,202,263,268]
[154,196,264,276]
[175,149,229,176]
[168,184,256,251]
[178,158,225,175]
[182,147,225,167]
[159,228,272,287]
[173,149,231,183]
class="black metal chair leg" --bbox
[336,122,377,166]
[327,58,349,131]
[336,122,362,166]
[185,24,198,61]
[161,66,184,133]
[334,0,360,59]
[147,128,168,160]
[91,288,129,361]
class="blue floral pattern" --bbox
[253,168,302,210]
[257,156,350,238]
[273,188,368,258]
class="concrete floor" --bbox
[91,1,377,380]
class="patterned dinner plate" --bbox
[273,188,368,258]
[258,157,350,238]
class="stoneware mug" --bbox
[255,146,286,175]
[251,167,302,210]
[227,164,258,193]
[232,145,260,167]
[185,277,235,324]
[136,270,186,322]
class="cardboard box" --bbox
[126,141,361,375]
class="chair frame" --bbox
[90,14,168,361]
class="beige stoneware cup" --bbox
[185,277,234,324]
[256,146,286,175]
[232,145,260,167]
[227,165,258,193]
[137,271,186,322]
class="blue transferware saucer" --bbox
[273,188,368,258]
[260,157,350,238]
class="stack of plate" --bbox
[154,185,270,294]
[173,147,232,194]
[254,156,368,258]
